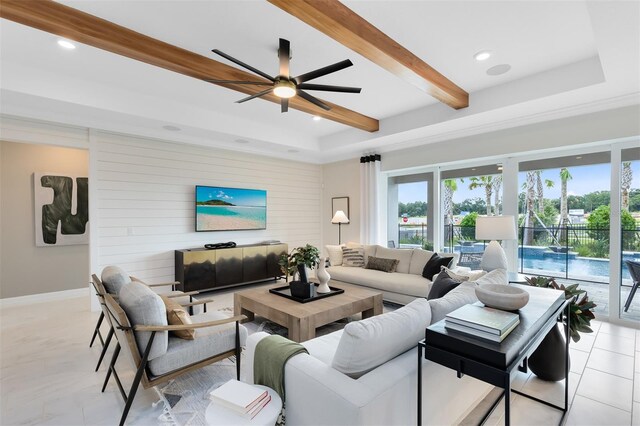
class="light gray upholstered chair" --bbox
[90,267,209,371]
[101,282,247,426]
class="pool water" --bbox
[520,256,632,280]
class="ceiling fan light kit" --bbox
[211,38,361,113]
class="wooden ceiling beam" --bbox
[268,0,469,109]
[0,0,379,132]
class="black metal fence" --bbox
[398,223,428,247]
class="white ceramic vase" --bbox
[316,257,331,293]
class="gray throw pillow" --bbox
[365,256,399,273]
[342,247,365,267]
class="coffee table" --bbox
[234,281,383,342]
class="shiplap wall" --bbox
[93,131,322,283]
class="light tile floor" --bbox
[1,287,640,425]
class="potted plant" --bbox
[279,244,320,298]
[524,276,597,381]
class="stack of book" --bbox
[209,380,271,420]
[445,302,520,343]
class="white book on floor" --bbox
[209,380,268,414]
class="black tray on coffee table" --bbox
[269,283,344,303]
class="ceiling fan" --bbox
[207,38,361,113]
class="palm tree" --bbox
[523,171,536,245]
[535,171,555,213]
[621,162,633,211]
[443,179,458,244]
[442,179,458,226]
[493,175,502,216]
[469,176,495,216]
[559,168,573,243]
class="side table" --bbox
[205,385,282,426]
[417,285,570,426]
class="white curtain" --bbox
[360,154,382,244]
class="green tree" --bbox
[455,198,487,215]
[398,201,427,218]
[621,162,633,211]
[587,205,636,230]
[469,176,498,215]
[442,179,458,226]
[459,212,478,240]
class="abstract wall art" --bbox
[34,173,89,246]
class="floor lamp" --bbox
[475,215,517,274]
[331,210,350,244]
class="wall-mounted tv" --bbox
[196,186,267,232]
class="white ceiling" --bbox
[1,1,638,163]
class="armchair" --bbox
[102,282,247,426]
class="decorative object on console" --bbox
[475,283,530,311]
[421,253,454,280]
[316,256,331,293]
[204,241,237,249]
[331,209,350,244]
[525,275,597,381]
[475,215,516,274]
[195,185,266,232]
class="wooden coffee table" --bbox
[234,281,383,342]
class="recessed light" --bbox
[471,168,477,171]
[312,116,322,121]
[162,125,181,131]
[474,50,492,61]
[486,64,511,76]
[57,39,76,50]
[497,166,503,171]
[234,139,249,144]
[287,149,299,153]
[576,156,582,159]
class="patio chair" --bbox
[101,282,247,426]
[623,260,640,312]
[458,252,483,270]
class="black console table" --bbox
[175,243,287,292]
[418,285,570,425]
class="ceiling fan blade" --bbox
[205,79,272,86]
[278,38,290,77]
[298,90,331,111]
[236,88,273,104]
[281,98,289,113]
[298,83,361,93]
[212,49,275,82]
[294,59,353,84]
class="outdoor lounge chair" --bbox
[623,260,640,312]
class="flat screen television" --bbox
[195,185,267,231]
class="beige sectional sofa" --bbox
[326,243,462,305]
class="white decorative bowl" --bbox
[475,284,530,311]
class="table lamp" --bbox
[475,215,517,272]
[331,210,350,244]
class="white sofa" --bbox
[242,276,508,425]
[326,243,462,304]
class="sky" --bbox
[196,186,266,207]
[397,161,640,203]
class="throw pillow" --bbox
[160,296,195,340]
[332,298,432,378]
[422,253,454,281]
[326,244,345,266]
[427,270,467,300]
[438,266,472,282]
[365,256,399,273]
[342,247,365,267]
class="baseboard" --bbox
[0,287,89,308]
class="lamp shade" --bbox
[331,210,350,224]
[475,215,517,240]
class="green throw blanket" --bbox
[254,335,308,402]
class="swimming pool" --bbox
[518,255,639,281]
